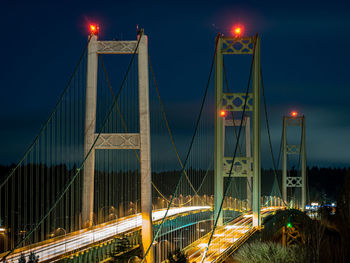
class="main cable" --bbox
[148,55,211,205]
[0,36,92,191]
[141,33,220,263]
[0,32,143,262]
[261,67,286,205]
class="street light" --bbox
[99,206,116,223]
[128,255,141,263]
[0,227,7,252]
[50,227,67,253]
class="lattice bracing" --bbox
[221,37,254,54]
[97,41,138,54]
[286,144,300,154]
[286,117,302,126]
[223,157,253,177]
[221,93,253,111]
[94,133,140,149]
[286,177,303,187]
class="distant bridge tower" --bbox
[82,28,153,262]
[214,34,261,227]
[282,113,306,211]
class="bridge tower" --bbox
[82,29,153,262]
[282,114,306,211]
[214,34,261,227]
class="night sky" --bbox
[0,0,349,167]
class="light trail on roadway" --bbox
[1,206,210,263]
[184,206,283,263]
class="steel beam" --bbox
[82,34,98,228]
[214,36,224,226]
[138,32,153,263]
[252,36,261,227]
[282,117,287,202]
[245,116,252,210]
[301,116,306,211]
[94,133,140,149]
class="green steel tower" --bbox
[214,34,261,227]
[282,114,306,211]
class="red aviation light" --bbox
[291,111,298,117]
[232,25,244,37]
[220,110,227,117]
[89,24,99,35]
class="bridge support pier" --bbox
[82,30,153,262]
[82,34,98,228]
[282,115,306,211]
[252,36,261,227]
[138,32,153,263]
[214,36,224,226]
[214,34,261,228]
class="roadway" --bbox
[184,206,282,263]
[2,206,210,263]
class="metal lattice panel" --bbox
[222,93,253,111]
[97,41,138,54]
[224,119,246,127]
[287,145,300,154]
[286,177,302,187]
[223,157,253,177]
[94,133,140,149]
[221,37,254,54]
[286,117,302,126]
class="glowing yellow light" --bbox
[220,110,226,117]
[291,111,298,117]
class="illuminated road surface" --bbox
[3,206,210,263]
[184,206,282,263]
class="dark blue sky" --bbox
[0,0,349,167]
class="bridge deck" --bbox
[2,206,210,263]
[184,207,282,263]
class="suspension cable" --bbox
[1,32,143,262]
[148,55,211,204]
[0,36,92,191]
[261,67,286,205]
[141,33,220,263]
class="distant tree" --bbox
[27,252,39,263]
[167,248,187,263]
[18,254,26,263]
[335,170,350,261]
[234,241,306,263]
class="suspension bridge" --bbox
[0,26,308,263]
